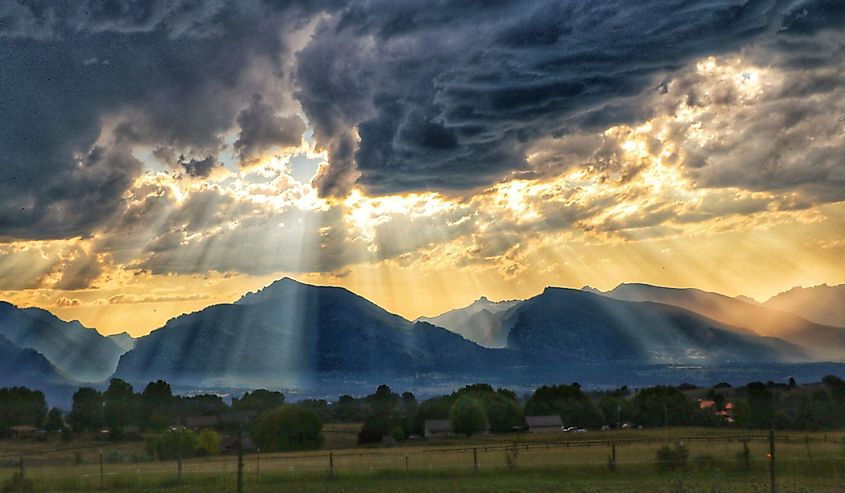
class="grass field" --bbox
[1,428,844,492]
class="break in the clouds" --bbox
[1,0,844,330]
[3,1,843,240]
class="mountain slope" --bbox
[765,284,845,328]
[599,283,845,361]
[418,296,522,347]
[115,278,515,387]
[506,288,807,365]
[0,302,127,382]
[108,332,136,352]
[0,334,72,388]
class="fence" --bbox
[2,431,844,492]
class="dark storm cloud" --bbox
[0,0,338,241]
[178,155,219,178]
[3,0,844,245]
[298,0,845,197]
[234,93,306,163]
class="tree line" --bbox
[1,375,844,455]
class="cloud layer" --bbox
[1,1,844,329]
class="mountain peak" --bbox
[580,285,603,294]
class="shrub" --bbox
[146,430,198,461]
[388,425,406,441]
[195,430,221,456]
[655,442,689,471]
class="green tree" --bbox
[450,395,488,437]
[231,389,285,413]
[195,430,221,456]
[68,387,103,431]
[45,407,65,432]
[525,385,604,428]
[0,387,47,431]
[252,406,323,452]
[103,378,135,435]
[141,380,174,430]
[147,430,198,461]
[477,392,522,433]
[741,382,774,428]
[631,386,692,427]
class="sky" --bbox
[1,0,844,337]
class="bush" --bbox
[655,442,689,471]
[388,425,406,441]
[252,406,323,452]
[195,430,221,456]
[146,430,198,461]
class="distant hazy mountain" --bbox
[115,278,515,388]
[0,334,71,387]
[506,288,807,365]
[418,296,522,347]
[0,302,128,382]
[597,283,845,361]
[108,332,136,352]
[765,284,845,328]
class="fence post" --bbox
[405,452,409,471]
[237,426,244,493]
[256,448,260,482]
[769,428,776,493]
[804,435,813,465]
[177,450,183,486]
[99,449,104,490]
[18,457,24,479]
[473,447,478,473]
[609,442,616,471]
[329,451,334,478]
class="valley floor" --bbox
[2,428,844,492]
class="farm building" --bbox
[525,415,563,433]
[7,425,38,439]
[183,415,220,429]
[423,419,453,438]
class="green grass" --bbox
[2,429,844,492]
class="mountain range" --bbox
[114,278,516,388]
[594,283,845,361]
[418,296,521,347]
[764,284,845,328]
[0,301,130,382]
[1,279,844,403]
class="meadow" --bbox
[2,427,844,492]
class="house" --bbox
[423,419,453,438]
[219,410,256,426]
[8,425,37,439]
[221,436,256,453]
[525,415,563,433]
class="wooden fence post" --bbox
[99,449,104,490]
[769,428,776,493]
